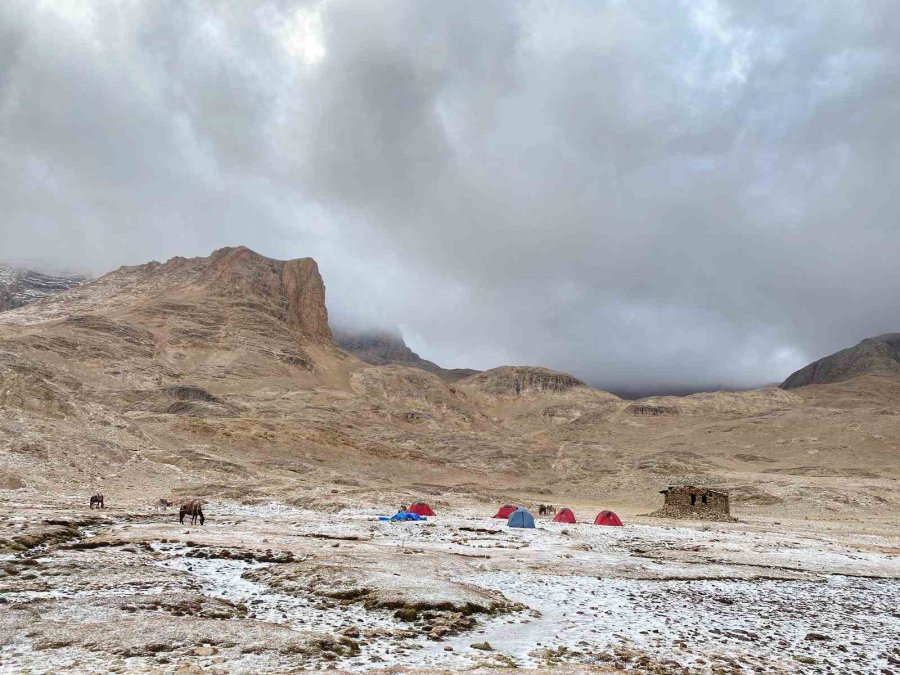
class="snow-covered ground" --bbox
[1,503,898,672]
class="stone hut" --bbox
[650,485,734,521]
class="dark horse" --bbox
[179,501,205,525]
[89,494,104,509]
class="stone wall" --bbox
[650,485,735,521]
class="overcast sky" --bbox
[1,1,898,395]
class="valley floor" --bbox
[1,500,898,673]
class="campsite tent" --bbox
[407,502,435,516]
[594,510,623,526]
[493,504,517,519]
[379,512,427,522]
[553,507,577,524]
[507,508,535,528]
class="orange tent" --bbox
[408,502,435,516]
[594,510,623,526]
[553,507,576,524]
[493,504,517,518]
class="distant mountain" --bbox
[781,333,900,389]
[0,264,88,312]
[332,327,479,383]
[460,365,591,397]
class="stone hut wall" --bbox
[650,485,735,521]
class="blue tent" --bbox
[378,512,427,522]
[507,508,535,528]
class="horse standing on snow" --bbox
[179,501,205,525]
[89,494,104,509]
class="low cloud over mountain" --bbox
[2,2,898,392]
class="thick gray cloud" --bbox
[1,0,898,394]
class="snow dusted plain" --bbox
[1,501,899,673]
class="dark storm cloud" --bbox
[1,1,898,392]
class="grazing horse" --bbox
[89,494,104,509]
[179,501,205,525]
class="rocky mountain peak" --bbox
[781,333,900,388]
[0,247,335,387]
[332,325,479,382]
[108,246,333,344]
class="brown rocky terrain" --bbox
[0,245,897,523]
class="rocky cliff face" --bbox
[199,246,332,342]
[781,333,900,388]
[0,264,87,312]
[333,326,478,383]
[0,247,336,388]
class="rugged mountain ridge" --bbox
[781,333,900,388]
[0,246,338,392]
[333,326,479,383]
[0,264,87,312]
[0,246,897,521]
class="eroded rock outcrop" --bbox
[460,366,588,397]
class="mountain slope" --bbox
[781,333,900,389]
[0,246,897,522]
[0,246,337,387]
[0,264,87,312]
[333,327,479,383]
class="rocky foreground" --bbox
[1,499,898,673]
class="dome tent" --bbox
[507,508,535,528]
[553,507,577,524]
[408,502,435,516]
[594,510,623,526]
[493,504,517,519]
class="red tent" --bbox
[553,507,577,524]
[408,502,435,516]
[594,510,623,526]
[493,504,517,519]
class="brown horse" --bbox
[89,494,104,509]
[179,500,205,525]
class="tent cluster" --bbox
[502,505,623,528]
[380,501,436,521]
[378,501,623,529]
